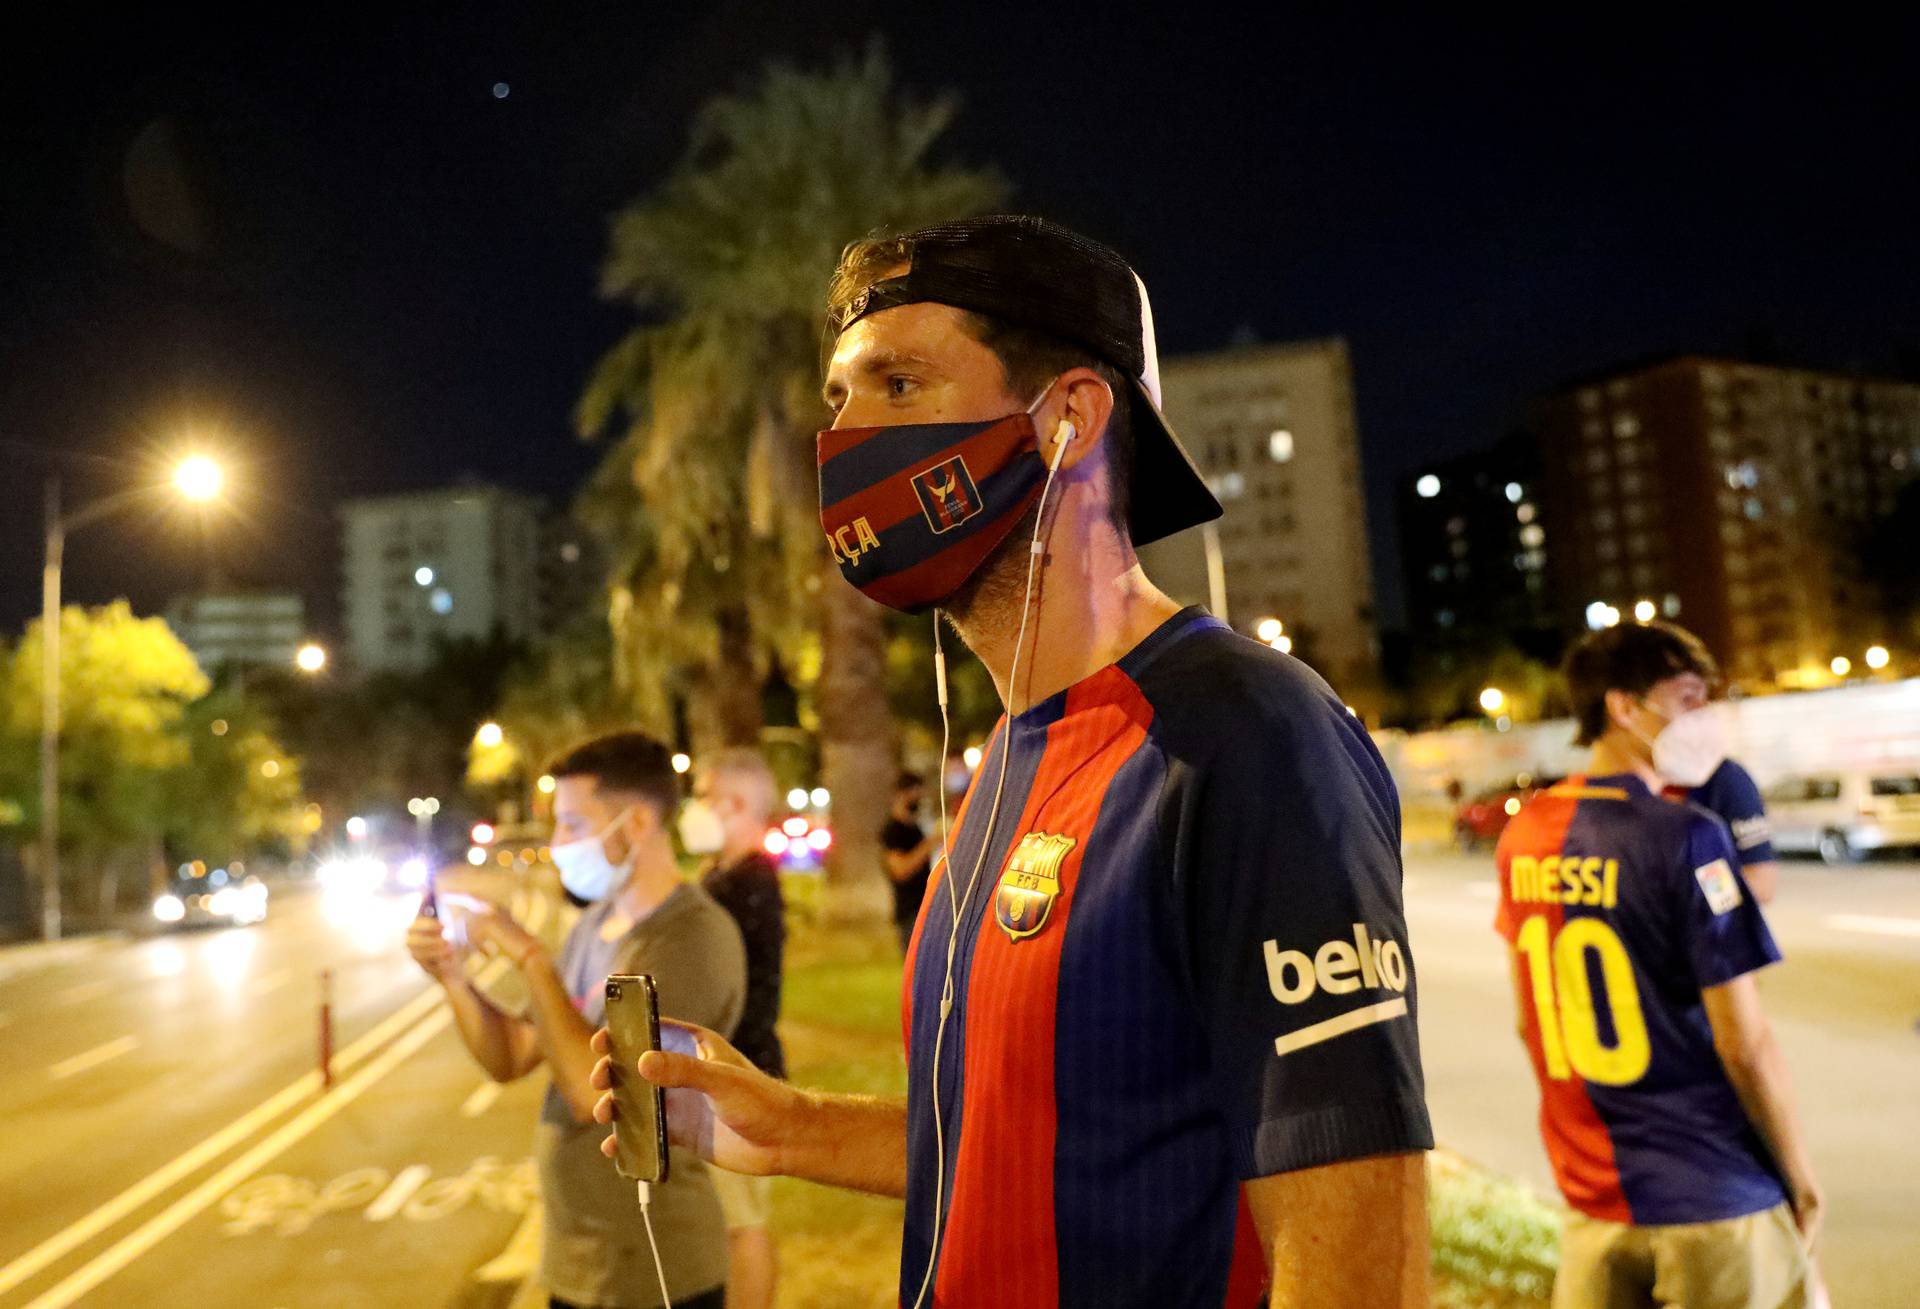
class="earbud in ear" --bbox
[1056,419,1077,445]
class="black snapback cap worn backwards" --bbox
[829,214,1221,548]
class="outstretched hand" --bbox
[590,1020,806,1177]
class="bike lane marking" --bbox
[0,983,437,1300]
[24,1005,450,1309]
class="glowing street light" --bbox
[536,774,557,794]
[1479,686,1507,714]
[346,816,368,840]
[1271,635,1294,654]
[38,449,231,939]
[671,752,692,775]
[172,454,224,502]
[475,721,505,749]
[414,566,435,587]
[1830,656,1852,677]
[295,642,328,674]
[963,746,983,770]
[1633,599,1657,623]
[1865,645,1890,671]
[1255,617,1283,643]
[810,787,831,808]
[786,787,809,811]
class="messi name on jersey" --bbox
[994,832,1076,940]
[1507,853,1620,908]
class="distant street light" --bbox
[346,816,368,840]
[295,643,328,674]
[414,566,434,587]
[1865,645,1891,671]
[671,752,692,774]
[1479,686,1507,714]
[1255,617,1283,643]
[1830,656,1852,677]
[1633,599,1657,623]
[475,721,505,749]
[172,454,224,503]
[38,452,226,939]
[536,774,556,795]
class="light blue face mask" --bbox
[550,807,635,902]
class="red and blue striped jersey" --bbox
[1494,774,1785,1226]
[901,609,1432,1308]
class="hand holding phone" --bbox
[604,974,669,1183]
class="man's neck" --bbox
[950,487,1182,714]
[1589,732,1665,793]
[612,849,682,921]
[718,834,762,867]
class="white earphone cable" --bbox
[909,416,1074,1309]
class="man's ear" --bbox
[1603,688,1640,735]
[1041,367,1116,473]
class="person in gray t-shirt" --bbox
[409,731,744,1309]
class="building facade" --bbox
[1396,433,1552,646]
[1137,338,1381,711]
[1534,357,1920,689]
[340,485,542,672]
[164,589,305,671]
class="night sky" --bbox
[4,5,1916,636]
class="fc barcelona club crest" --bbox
[912,456,984,534]
[994,832,1077,941]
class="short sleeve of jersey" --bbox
[1162,654,1432,1181]
[1677,811,1782,989]
[1695,761,1776,864]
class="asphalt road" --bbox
[1409,849,1920,1309]
[0,884,544,1309]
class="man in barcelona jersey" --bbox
[590,215,1434,1307]
[1496,621,1822,1309]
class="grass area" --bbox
[768,920,1559,1308]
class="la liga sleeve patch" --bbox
[1693,858,1743,916]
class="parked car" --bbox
[1762,769,1920,864]
[1455,775,1564,851]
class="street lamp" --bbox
[38,454,224,940]
[1865,645,1890,671]
[475,721,505,749]
[1255,617,1283,643]
[1479,686,1507,715]
[295,643,328,674]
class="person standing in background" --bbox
[879,771,936,952]
[409,730,743,1309]
[1690,759,1782,905]
[687,749,786,1309]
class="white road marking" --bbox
[0,984,438,1300]
[459,1081,502,1118]
[55,979,112,1006]
[1273,998,1411,1058]
[48,1036,138,1080]
[24,1006,451,1309]
[1825,913,1920,940]
[363,1165,432,1222]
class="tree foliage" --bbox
[578,46,1005,907]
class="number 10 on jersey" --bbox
[1514,915,1652,1086]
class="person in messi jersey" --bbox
[1496,621,1822,1309]
[589,215,1434,1308]
[1690,760,1782,905]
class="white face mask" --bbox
[677,799,726,856]
[550,808,636,902]
[1644,705,1730,788]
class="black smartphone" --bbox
[604,973,669,1183]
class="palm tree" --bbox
[578,47,1004,916]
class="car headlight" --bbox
[209,888,237,916]
[153,895,185,923]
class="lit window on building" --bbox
[1415,474,1441,498]
[1663,593,1682,617]
[1516,503,1537,524]
[1519,524,1545,548]
[1505,482,1524,503]
[1612,415,1640,439]
[1743,498,1763,520]
[430,588,454,615]
[1268,430,1294,463]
